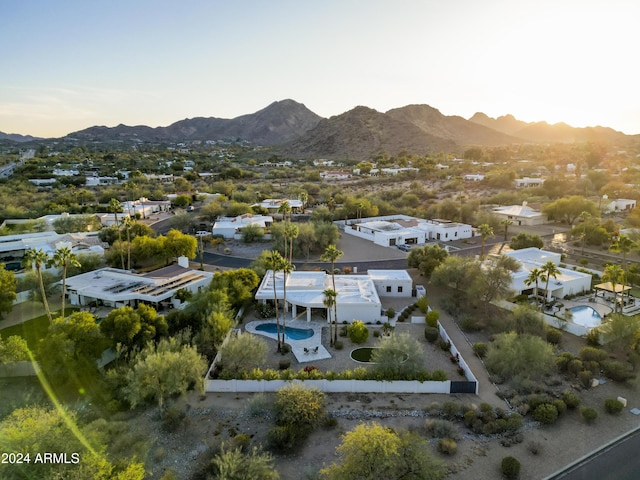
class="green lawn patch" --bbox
[351,347,376,363]
[0,308,79,353]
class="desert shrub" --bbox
[267,425,296,452]
[232,433,251,452]
[279,359,291,370]
[505,413,524,433]
[463,410,477,427]
[604,398,624,414]
[546,328,562,345]
[339,326,347,337]
[555,352,574,372]
[425,310,439,328]
[459,314,482,332]
[525,394,553,411]
[501,456,521,479]
[322,415,338,429]
[567,359,584,376]
[348,321,369,344]
[437,438,457,455]
[334,341,343,350]
[561,391,581,409]
[439,340,451,352]
[373,330,381,338]
[528,440,543,455]
[601,360,636,383]
[424,418,458,439]
[581,407,598,423]
[578,346,607,363]
[553,399,567,416]
[533,403,558,425]
[578,370,593,388]
[162,407,186,433]
[281,343,291,354]
[473,342,488,358]
[431,370,448,381]
[485,333,556,381]
[424,326,439,343]
[256,302,276,318]
[586,328,601,346]
[246,393,272,417]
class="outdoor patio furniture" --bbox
[312,346,319,353]
[304,347,309,354]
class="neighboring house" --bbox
[253,198,304,214]
[514,177,544,188]
[342,215,473,247]
[0,162,16,179]
[0,231,105,273]
[320,171,352,181]
[212,214,273,239]
[492,202,548,226]
[603,199,636,214]
[143,173,175,183]
[464,174,485,182]
[28,178,57,187]
[255,269,412,323]
[65,257,213,310]
[505,248,591,300]
[122,197,172,218]
[85,176,119,187]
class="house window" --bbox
[386,286,391,293]
[398,286,403,293]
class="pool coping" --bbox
[245,318,331,363]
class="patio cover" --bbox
[594,282,632,294]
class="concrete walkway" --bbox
[430,290,510,409]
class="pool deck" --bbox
[244,318,331,363]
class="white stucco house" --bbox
[212,214,273,239]
[505,248,592,300]
[253,198,304,214]
[514,177,544,188]
[64,257,213,310]
[492,202,548,226]
[342,215,473,247]
[603,198,636,214]
[255,269,412,323]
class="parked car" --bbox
[397,244,412,252]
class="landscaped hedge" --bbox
[215,366,449,382]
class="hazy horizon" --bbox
[3,0,640,138]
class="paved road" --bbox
[548,428,640,480]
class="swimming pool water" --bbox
[569,305,602,328]
[255,323,314,340]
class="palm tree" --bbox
[52,246,80,319]
[322,288,337,346]
[610,234,635,269]
[121,215,133,270]
[109,198,125,270]
[603,264,625,313]
[541,261,561,304]
[321,244,344,345]
[266,250,286,352]
[278,200,292,258]
[524,267,547,310]
[298,191,308,211]
[500,219,514,241]
[477,224,494,258]
[23,248,53,323]
[281,259,295,346]
[284,223,299,265]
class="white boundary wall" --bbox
[206,378,451,394]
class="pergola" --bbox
[594,282,632,303]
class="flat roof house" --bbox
[343,215,472,247]
[64,258,213,310]
[212,214,273,239]
[255,270,412,323]
[505,248,591,301]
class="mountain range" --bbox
[4,99,636,159]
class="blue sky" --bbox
[2,0,639,137]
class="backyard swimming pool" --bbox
[569,305,602,328]
[255,323,314,340]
